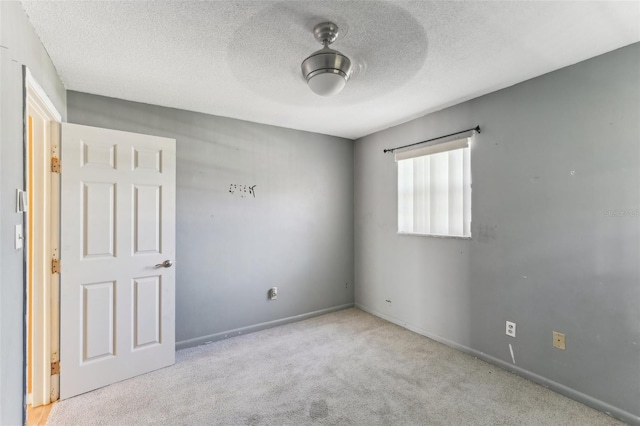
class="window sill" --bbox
[397,232,472,240]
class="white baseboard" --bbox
[175,303,355,351]
[356,303,639,426]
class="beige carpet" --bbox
[47,308,622,425]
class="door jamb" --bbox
[24,67,62,409]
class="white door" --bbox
[60,123,176,399]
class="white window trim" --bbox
[397,231,472,240]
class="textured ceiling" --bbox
[21,1,640,139]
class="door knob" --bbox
[155,260,173,268]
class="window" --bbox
[397,136,471,237]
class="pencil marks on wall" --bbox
[229,183,257,198]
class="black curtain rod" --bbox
[383,125,481,153]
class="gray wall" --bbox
[354,43,640,423]
[67,92,354,347]
[0,2,66,425]
[2,2,636,422]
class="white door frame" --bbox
[24,67,62,408]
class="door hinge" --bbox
[51,360,60,375]
[51,157,61,173]
[52,258,60,274]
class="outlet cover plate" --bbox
[268,287,277,300]
[506,321,516,337]
[553,331,566,350]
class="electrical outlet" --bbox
[553,331,566,350]
[506,321,516,337]
[268,287,278,300]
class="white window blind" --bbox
[397,137,471,237]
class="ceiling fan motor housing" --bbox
[301,46,352,82]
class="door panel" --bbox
[133,185,161,254]
[82,182,116,258]
[60,123,176,399]
[133,276,162,348]
[81,140,116,169]
[81,281,115,362]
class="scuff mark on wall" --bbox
[476,224,497,243]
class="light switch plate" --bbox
[16,189,28,213]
